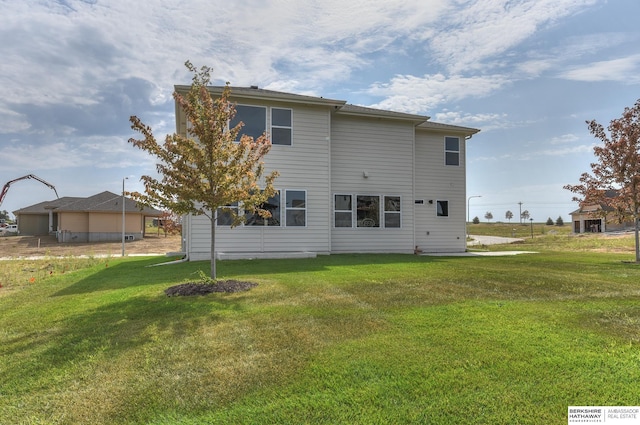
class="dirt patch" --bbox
[164,280,258,296]
[0,233,182,258]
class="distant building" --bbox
[570,190,635,233]
[13,191,162,242]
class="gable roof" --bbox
[174,85,480,136]
[570,189,620,215]
[13,197,83,214]
[176,85,347,108]
[337,104,429,123]
[14,191,162,216]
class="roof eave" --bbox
[174,85,347,108]
[335,108,429,124]
[416,122,481,136]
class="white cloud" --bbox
[434,110,511,131]
[559,54,640,83]
[538,144,596,157]
[424,0,598,73]
[474,143,596,162]
[550,134,580,145]
[1,136,153,173]
[367,73,510,113]
[0,108,30,134]
[0,0,453,109]
[516,58,557,77]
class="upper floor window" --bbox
[271,108,292,145]
[231,105,266,141]
[445,137,460,166]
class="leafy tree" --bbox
[157,211,182,237]
[0,210,9,221]
[546,217,554,225]
[520,210,530,221]
[505,210,513,223]
[556,216,564,226]
[129,61,279,278]
[564,99,640,263]
[484,211,493,222]
[472,216,480,224]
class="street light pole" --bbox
[530,218,534,239]
[467,195,482,237]
[122,177,128,257]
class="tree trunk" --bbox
[210,217,217,279]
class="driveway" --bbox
[424,234,535,257]
[467,235,525,246]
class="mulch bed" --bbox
[164,280,258,296]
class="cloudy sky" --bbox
[1,0,639,224]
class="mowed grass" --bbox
[469,222,637,254]
[1,235,640,424]
[468,221,573,238]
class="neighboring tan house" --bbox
[13,191,162,242]
[570,190,635,233]
[175,86,480,261]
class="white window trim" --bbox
[244,189,282,227]
[383,195,402,228]
[355,194,381,229]
[333,193,353,228]
[284,189,307,227]
[215,202,239,227]
[333,193,403,229]
[231,104,267,142]
[271,107,293,146]
[444,136,460,167]
[436,199,449,218]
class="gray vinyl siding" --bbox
[330,115,415,253]
[187,103,332,259]
[414,129,467,252]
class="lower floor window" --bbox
[334,194,352,227]
[216,202,238,226]
[357,195,380,227]
[285,190,306,226]
[216,189,305,227]
[437,200,449,217]
[334,193,401,228]
[246,192,281,226]
[384,196,401,228]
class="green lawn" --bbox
[468,221,573,238]
[1,236,639,424]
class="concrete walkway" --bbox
[424,235,536,257]
[467,235,525,246]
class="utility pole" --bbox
[518,201,523,224]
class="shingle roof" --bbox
[417,121,480,135]
[13,197,83,214]
[174,85,480,135]
[337,104,429,122]
[176,85,347,108]
[14,191,162,215]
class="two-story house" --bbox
[175,86,480,260]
